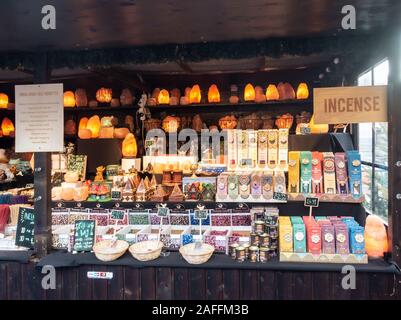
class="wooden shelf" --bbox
[287,193,365,204]
[64,105,138,113]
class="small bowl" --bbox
[129,240,164,261]
[93,240,129,262]
[179,243,215,265]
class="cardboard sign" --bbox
[15,83,64,152]
[304,197,319,208]
[15,207,35,248]
[74,220,95,252]
[313,86,387,124]
[110,210,125,221]
[194,209,208,220]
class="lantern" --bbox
[189,85,201,104]
[78,117,88,131]
[158,89,170,105]
[296,83,309,99]
[122,133,138,158]
[1,117,14,136]
[63,91,76,107]
[365,215,388,258]
[244,83,256,102]
[86,115,101,138]
[0,93,8,109]
[266,84,279,101]
[208,84,220,103]
[96,88,112,103]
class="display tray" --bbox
[287,193,365,204]
[36,250,400,274]
[280,252,368,264]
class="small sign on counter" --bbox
[15,207,35,248]
[73,220,95,252]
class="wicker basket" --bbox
[93,240,129,262]
[179,243,215,265]
[129,240,163,261]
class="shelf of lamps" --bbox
[287,193,365,204]
[64,105,139,113]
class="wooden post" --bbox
[33,53,52,257]
[387,31,401,266]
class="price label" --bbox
[194,209,208,220]
[15,207,35,248]
[157,207,170,217]
[110,210,125,220]
[304,197,319,207]
[73,220,95,252]
[273,192,288,201]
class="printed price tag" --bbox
[110,210,125,220]
[194,209,208,220]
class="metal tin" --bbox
[259,233,270,247]
[259,246,270,263]
[229,243,239,259]
[268,249,277,258]
[266,225,279,238]
[254,220,265,233]
[250,232,260,246]
[249,246,259,262]
[242,243,251,259]
[270,237,278,248]
[235,246,245,262]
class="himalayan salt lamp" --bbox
[78,129,92,139]
[63,91,76,107]
[111,98,120,107]
[78,117,88,131]
[96,88,112,103]
[162,116,181,133]
[99,127,114,139]
[101,116,113,127]
[75,88,87,107]
[255,86,266,103]
[309,115,329,134]
[189,85,201,104]
[208,84,220,103]
[170,96,179,105]
[73,186,89,202]
[89,100,98,107]
[296,83,309,100]
[120,88,133,106]
[122,133,138,158]
[365,215,388,258]
[61,188,74,201]
[171,88,180,99]
[1,117,14,136]
[0,93,8,109]
[192,114,203,132]
[65,119,76,135]
[180,96,189,105]
[277,82,296,100]
[86,115,101,138]
[125,115,134,132]
[114,127,130,139]
[158,89,170,105]
[244,83,256,102]
[151,88,160,99]
[266,84,279,100]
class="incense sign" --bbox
[313,86,387,124]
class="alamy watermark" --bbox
[41,265,56,290]
[341,265,356,290]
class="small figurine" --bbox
[94,166,105,182]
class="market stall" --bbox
[0,0,400,300]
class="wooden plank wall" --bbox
[0,262,399,300]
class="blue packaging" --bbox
[349,225,365,254]
[346,151,362,198]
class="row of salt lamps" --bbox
[64,88,134,107]
[0,117,14,136]
[156,83,309,105]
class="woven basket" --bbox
[179,243,215,265]
[129,240,163,261]
[93,240,129,262]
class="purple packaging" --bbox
[321,224,336,254]
[335,225,350,254]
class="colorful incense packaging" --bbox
[217,173,228,200]
[321,224,335,254]
[300,151,312,194]
[278,129,289,170]
[279,221,293,252]
[307,223,321,255]
[248,130,258,169]
[257,130,268,169]
[227,129,238,170]
[267,129,278,169]
[262,171,274,200]
[288,151,300,193]
[335,224,350,255]
[274,171,286,194]
[238,173,251,199]
[346,151,362,198]
[311,152,323,194]
[350,225,365,254]
[335,153,349,194]
[323,152,336,194]
[293,223,307,253]
[251,172,262,199]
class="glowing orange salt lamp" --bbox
[122,133,138,158]
[63,91,76,107]
[365,215,388,258]
[244,83,256,102]
[189,85,201,104]
[207,84,220,103]
[157,89,170,105]
[96,88,112,103]
[266,84,279,101]
[1,117,14,136]
[79,117,88,131]
[86,115,101,138]
[296,83,309,100]
[0,93,8,109]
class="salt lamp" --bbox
[75,89,87,107]
[365,215,388,258]
[61,188,74,201]
[296,83,309,100]
[266,84,279,100]
[51,187,62,201]
[162,116,181,133]
[73,186,89,202]
[189,85,201,104]
[171,88,181,99]
[65,119,76,135]
[89,100,98,107]
[79,117,88,131]
[96,88,112,103]
[114,127,130,139]
[255,86,266,103]
[309,115,329,134]
[64,171,79,183]
[244,83,256,102]
[63,91,75,107]
[78,129,92,139]
[99,127,114,139]
[158,89,170,105]
[111,98,120,107]
[0,93,8,109]
[180,96,189,105]
[122,133,138,158]
[120,88,133,106]
[101,116,113,127]
[277,82,296,100]
[1,117,14,136]
[86,115,101,138]
[208,84,220,103]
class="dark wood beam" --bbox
[176,60,193,74]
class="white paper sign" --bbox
[15,83,64,152]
